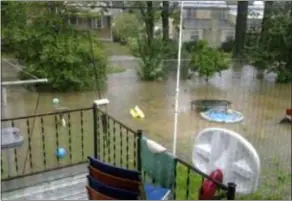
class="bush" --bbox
[189,40,230,82]
[112,13,140,45]
[220,39,234,53]
[128,36,165,81]
[182,40,198,53]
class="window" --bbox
[225,35,234,41]
[191,30,200,41]
[69,16,77,25]
[225,31,234,41]
[196,10,211,19]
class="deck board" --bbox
[1,165,88,200]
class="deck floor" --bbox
[1,164,88,200]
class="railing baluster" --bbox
[173,159,177,200]
[107,117,111,163]
[1,157,4,177]
[133,135,137,169]
[11,121,19,175]
[120,125,123,167]
[102,114,106,161]
[112,121,116,166]
[126,130,129,169]
[54,115,60,165]
[185,167,191,199]
[96,110,100,159]
[80,111,84,160]
[40,117,47,170]
[26,119,33,173]
[67,113,72,162]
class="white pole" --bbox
[172,1,184,156]
[1,87,13,176]
[1,79,48,86]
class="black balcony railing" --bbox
[1,104,236,200]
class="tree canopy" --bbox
[2,1,108,92]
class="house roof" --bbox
[179,1,228,8]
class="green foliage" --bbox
[2,2,108,92]
[1,2,28,52]
[113,13,140,45]
[189,40,230,82]
[246,5,292,83]
[182,41,196,53]
[128,36,165,81]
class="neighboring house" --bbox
[154,18,176,39]
[174,1,264,47]
[227,1,264,32]
[64,1,123,40]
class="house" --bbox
[174,1,264,47]
[175,1,234,47]
[227,1,264,32]
[64,1,123,40]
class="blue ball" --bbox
[56,147,66,159]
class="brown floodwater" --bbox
[2,58,291,196]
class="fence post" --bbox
[136,129,143,172]
[93,103,98,158]
[227,182,236,200]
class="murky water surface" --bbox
[2,58,291,196]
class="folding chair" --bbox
[88,157,170,200]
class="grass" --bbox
[174,164,202,200]
[238,159,291,200]
[101,41,132,56]
[107,64,126,74]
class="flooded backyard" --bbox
[2,58,291,198]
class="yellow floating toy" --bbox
[130,105,145,119]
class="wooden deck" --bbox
[1,164,88,200]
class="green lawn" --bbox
[107,64,126,74]
[101,41,132,56]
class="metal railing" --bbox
[1,104,236,200]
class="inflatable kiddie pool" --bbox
[200,108,244,124]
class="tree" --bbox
[1,2,28,52]
[189,41,230,82]
[2,1,108,92]
[161,1,169,42]
[112,13,140,44]
[246,2,292,83]
[128,36,165,81]
[233,1,249,58]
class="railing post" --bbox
[136,129,142,172]
[227,182,236,200]
[93,103,98,158]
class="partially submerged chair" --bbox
[280,108,292,124]
[87,152,171,200]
